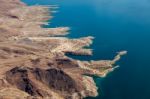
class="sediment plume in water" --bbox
[0,0,127,99]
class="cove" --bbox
[22,0,150,99]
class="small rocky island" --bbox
[0,0,127,99]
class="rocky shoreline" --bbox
[0,0,127,99]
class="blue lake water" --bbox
[22,0,150,99]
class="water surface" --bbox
[23,0,150,99]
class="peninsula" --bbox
[0,0,127,99]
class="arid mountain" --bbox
[0,0,127,99]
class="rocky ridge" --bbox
[0,0,127,99]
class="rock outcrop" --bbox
[0,0,127,99]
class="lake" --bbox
[22,0,150,99]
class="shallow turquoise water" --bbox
[23,0,150,99]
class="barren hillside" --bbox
[0,0,127,99]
